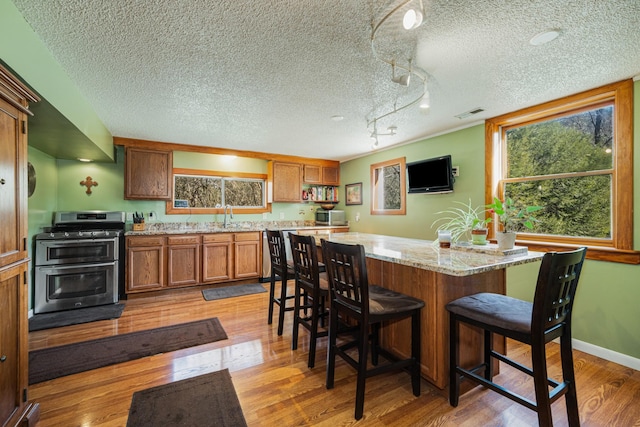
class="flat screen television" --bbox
[406,155,454,194]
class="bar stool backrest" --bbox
[266,229,287,273]
[321,240,369,319]
[532,248,587,338]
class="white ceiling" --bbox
[11,0,640,161]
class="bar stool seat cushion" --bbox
[446,292,532,335]
[319,272,329,291]
[369,285,426,315]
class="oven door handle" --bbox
[37,261,118,271]
[37,238,118,246]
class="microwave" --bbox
[315,209,347,226]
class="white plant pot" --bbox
[496,231,516,250]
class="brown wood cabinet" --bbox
[0,64,40,427]
[127,232,261,293]
[234,232,261,278]
[126,236,165,293]
[124,147,173,200]
[303,164,339,186]
[270,161,301,202]
[202,234,233,283]
[167,235,201,287]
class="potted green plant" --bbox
[432,199,491,245]
[487,197,543,249]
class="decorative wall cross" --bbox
[80,176,98,194]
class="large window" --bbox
[486,79,638,263]
[370,157,406,215]
[167,168,268,214]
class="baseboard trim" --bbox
[573,338,640,371]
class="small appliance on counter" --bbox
[315,209,347,226]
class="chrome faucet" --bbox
[223,205,234,228]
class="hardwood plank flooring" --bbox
[29,283,640,426]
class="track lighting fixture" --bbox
[403,1,424,30]
[419,87,430,109]
[367,1,431,150]
[391,60,410,86]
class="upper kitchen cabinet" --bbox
[303,164,340,186]
[124,147,173,200]
[269,161,302,203]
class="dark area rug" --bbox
[29,303,125,332]
[29,318,227,384]
[126,369,247,427]
[202,283,267,301]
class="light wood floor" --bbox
[29,282,640,426]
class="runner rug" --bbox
[29,318,227,384]
[202,283,267,301]
[126,369,247,427]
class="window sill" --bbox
[511,240,640,265]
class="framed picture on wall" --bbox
[345,182,363,205]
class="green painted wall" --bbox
[340,125,486,241]
[52,146,314,223]
[26,147,58,307]
[340,82,640,360]
[0,0,113,159]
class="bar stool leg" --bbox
[354,320,369,420]
[268,274,276,325]
[560,335,580,427]
[411,310,421,396]
[449,314,460,407]
[277,275,287,336]
[326,305,339,389]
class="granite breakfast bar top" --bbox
[318,232,544,277]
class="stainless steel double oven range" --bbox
[34,211,126,314]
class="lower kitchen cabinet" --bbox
[126,231,261,294]
[202,232,261,283]
[167,235,201,287]
[234,232,261,279]
[202,234,233,283]
[126,236,164,293]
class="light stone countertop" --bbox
[317,232,544,277]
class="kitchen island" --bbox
[317,232,544,390]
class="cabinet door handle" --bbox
[0,178,5,185]
[0,355,6,362]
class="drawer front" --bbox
[203,233,233,243]
[234,232,260,242]
[126,236,164,247]
[167,235,201,245]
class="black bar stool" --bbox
[321,239,425,420]
[447,247,587,427]
[288,233,329,368]
[265,229,296,336]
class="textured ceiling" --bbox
[11,0,640,161]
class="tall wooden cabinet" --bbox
[0,64,40,426]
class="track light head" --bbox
[403,8,423,30]
[391,61,411,86]
[391,74,411,86]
